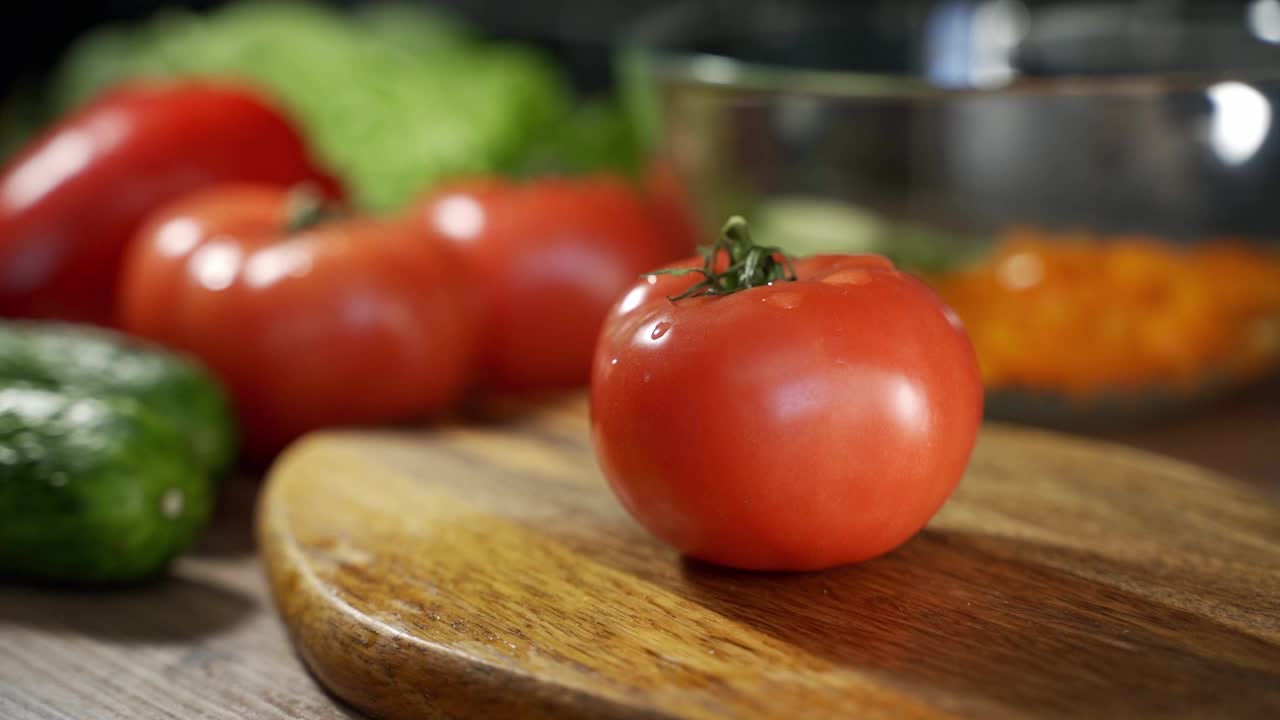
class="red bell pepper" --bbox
[0,80,342,325]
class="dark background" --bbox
[2,0,681,97]
[2,0,1265,97]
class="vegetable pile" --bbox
[0,1,979,580]
[1,0,641,211]
[0,0,697,460]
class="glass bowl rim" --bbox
[620,2,1280,99]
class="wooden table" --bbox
[2,382,1276,719]
[0,470,359,719]
[1079,378,1279,494]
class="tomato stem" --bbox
[657,216,796,300]
[283,184,340,234]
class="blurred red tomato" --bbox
[0,81,341,325]
[643,159,704,258]
[412,175,680,391]
[118,184,474,457]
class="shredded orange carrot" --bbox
[925,227,1280,397]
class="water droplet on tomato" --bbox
[764,291,803,309]
[650,321,672,340]
[822,269,871,286]
[610,357,619,366]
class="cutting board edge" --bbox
[255,435,682,720]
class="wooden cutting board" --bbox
[257,394,1280,720]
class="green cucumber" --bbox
[0,321,237,584]
[0,321,236,478]
[0,387,213,583]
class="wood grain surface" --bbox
[0,474,360,720]
[257,394,1280,720]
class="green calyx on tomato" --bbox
[658,216,797,300]
[282,184,346,234]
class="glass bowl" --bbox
[620,0,1280,427]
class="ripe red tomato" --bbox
[117,184,475,458]
[0,81,341,325]
[413,175,680,391]
[591,219,983,571]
